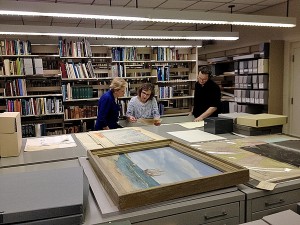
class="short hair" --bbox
[199,65,212,77]
[138,83,155,100]
[110,77,127,92]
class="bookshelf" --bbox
[0,39,199,136]
[0,40,64,137]
[112,46,198,116]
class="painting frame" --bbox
[87,139,249,210]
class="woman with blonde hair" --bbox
[95,77,127,130]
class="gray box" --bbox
[262,209,300,225]
[0,167,89,225]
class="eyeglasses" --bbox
[141,91,151,97]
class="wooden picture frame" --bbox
[88,139,249,210]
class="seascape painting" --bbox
[97,146,222,192]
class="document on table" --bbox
[24,135,77,151]
[167,129,226,143]
[176,121,204,129]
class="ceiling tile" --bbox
[0,20,23,25]
[125,0,166,8]
[157,0,198,10]
[51,22,80,27]
[212,3,251,12]
[185,1,224,11]
[143,25,174,30]
[100,24,129,29]
[256,0,287,6]
[57,0,94,3]
[121,25,150,30]
[237,5,267,13]
[22,16,53,23]
[0,15,22,21]
[24,21,51,26]
[18,0,56,2]
[232,0,264,4]
[52,17,82,24]
[93,0,131,7]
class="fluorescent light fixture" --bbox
[0,0,296,28]
[0,25,238,41]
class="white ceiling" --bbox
[0,0,289,31]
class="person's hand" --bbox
[194,116,203,122]
[188,111,193,116]
[128,116,137,123]
[153,118,161,126]
[103,126,109,130]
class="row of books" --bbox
[112,47,147,61]
[64,121,90,134]
[22,123,47,138]
[158,86,174,99]
[1,58,43,76]
[153,47,188,61]
[60,61,94,79]
[6,97,63,116]
[4,79,27,97]
[62,84,94,101]
[0,39,32,55]
[59,38,92,57]
[157,66,170,81]
[64,106,98,119]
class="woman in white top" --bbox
[126,83,161,125]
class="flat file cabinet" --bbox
[238,178,300,222]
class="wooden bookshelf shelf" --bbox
[64,117,97,122]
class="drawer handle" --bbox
[204,211,227,220]
[265,199,285,206]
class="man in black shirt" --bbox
[192,66,221,122]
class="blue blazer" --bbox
[95,90,121,130]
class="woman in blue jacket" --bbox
[95,77,127,130]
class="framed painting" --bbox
[88,139,249,210]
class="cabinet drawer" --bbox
[252,203,298,220]
[251,189,300,212]
[205,217,239,225]
[135,202,240,225]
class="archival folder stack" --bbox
[0,167,89,225]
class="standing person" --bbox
[192,66,221,122]
[95,77,127,130]
[126,83,161,125]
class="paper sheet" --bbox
[24,135,77,151]
[167,130,226,143]
[176,121,204,129]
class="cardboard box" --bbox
[0,112,22,157]
[262,209,300,225]
[236,113,288,128]
[219,112,251,123]
[204,117,233,134]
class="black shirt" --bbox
[192,79,221,118]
